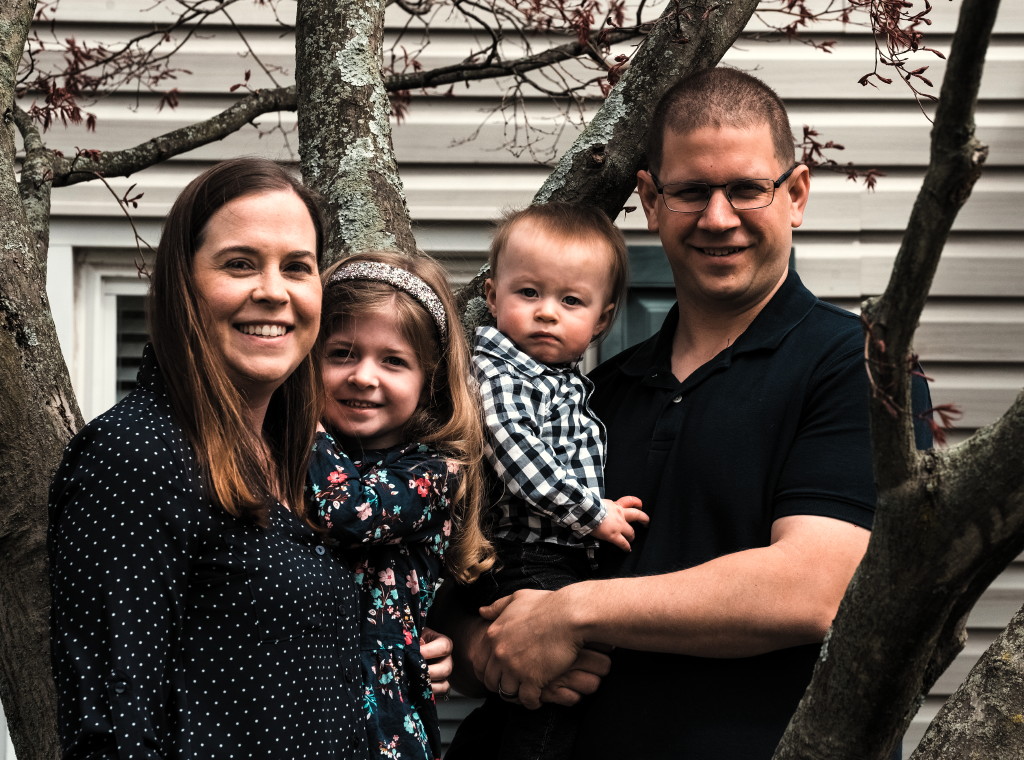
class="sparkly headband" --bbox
[328,261,449,344]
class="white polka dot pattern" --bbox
[48,348,367,758]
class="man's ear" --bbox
[787,164,811,229]
[637,169,661,234]
[484,278,498,317]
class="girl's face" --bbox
[322,309,426,450]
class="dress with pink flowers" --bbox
[308,431,456,760]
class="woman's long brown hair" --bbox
[149,157,326,524]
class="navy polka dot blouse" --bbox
[49,347,367,759]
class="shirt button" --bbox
[672,395,683,404]
[315,545,326,555]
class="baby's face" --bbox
[485,222,614,365]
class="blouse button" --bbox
[672,395,683,404]
[315,545,327,555]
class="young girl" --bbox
[307,250,494,760]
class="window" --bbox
[73,255,151,421]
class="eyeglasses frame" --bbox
[649,163,801,214]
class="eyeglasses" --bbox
[650,164,799,214]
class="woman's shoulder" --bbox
[54,384,201,505]
[75,385,189,459]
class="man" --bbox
[449,67,929,759]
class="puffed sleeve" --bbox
[49,412,199,759]
[307,432,454,548]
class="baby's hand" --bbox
[590,496,648,552]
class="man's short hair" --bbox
[646,67,796,174]
[488,202,629,336]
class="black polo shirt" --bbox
[574,271,929,759]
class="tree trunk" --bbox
[1,6,84,760]
[774,1,1022,758]
[295,0,417,261]
[911,602,1024,759]
[536,0,759,214]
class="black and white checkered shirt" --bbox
[473,326,606,549]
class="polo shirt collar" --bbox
[619,269,817,381]
[474,325,575,378]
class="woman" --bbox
[49,158,367,758]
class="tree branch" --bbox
[12,105,54,264]
[861,0,996,487]
[455,0,760,332]
[387,26,643,90]
[536,0,761,214]
[49,85,298,187]
[912,601,1024,759]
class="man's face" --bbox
[637,123,809,317]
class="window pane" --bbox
[116,295,148,401]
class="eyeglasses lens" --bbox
[662,180,775,212]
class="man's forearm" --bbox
[485,514,870,693]
[566,556,824,657]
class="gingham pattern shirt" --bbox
[473,326,606,549]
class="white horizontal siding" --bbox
[46,168,1024,236]
[44,0,1024,36]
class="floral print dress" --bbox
[308,432,455,760]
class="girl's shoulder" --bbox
[372,441,453,474]
[311,432,459,486]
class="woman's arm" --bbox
[49,419,195,758]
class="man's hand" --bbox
[590,495,648,552]
[421,627,454,697]
[539,646,611,706]
[480,588,585,709]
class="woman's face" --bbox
[192,189,321,406]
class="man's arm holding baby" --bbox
[430,583,611,706]
[477,513,869,708]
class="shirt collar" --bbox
[474,325,576,378]
[619,269,817,379]
[137,343,168,394]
